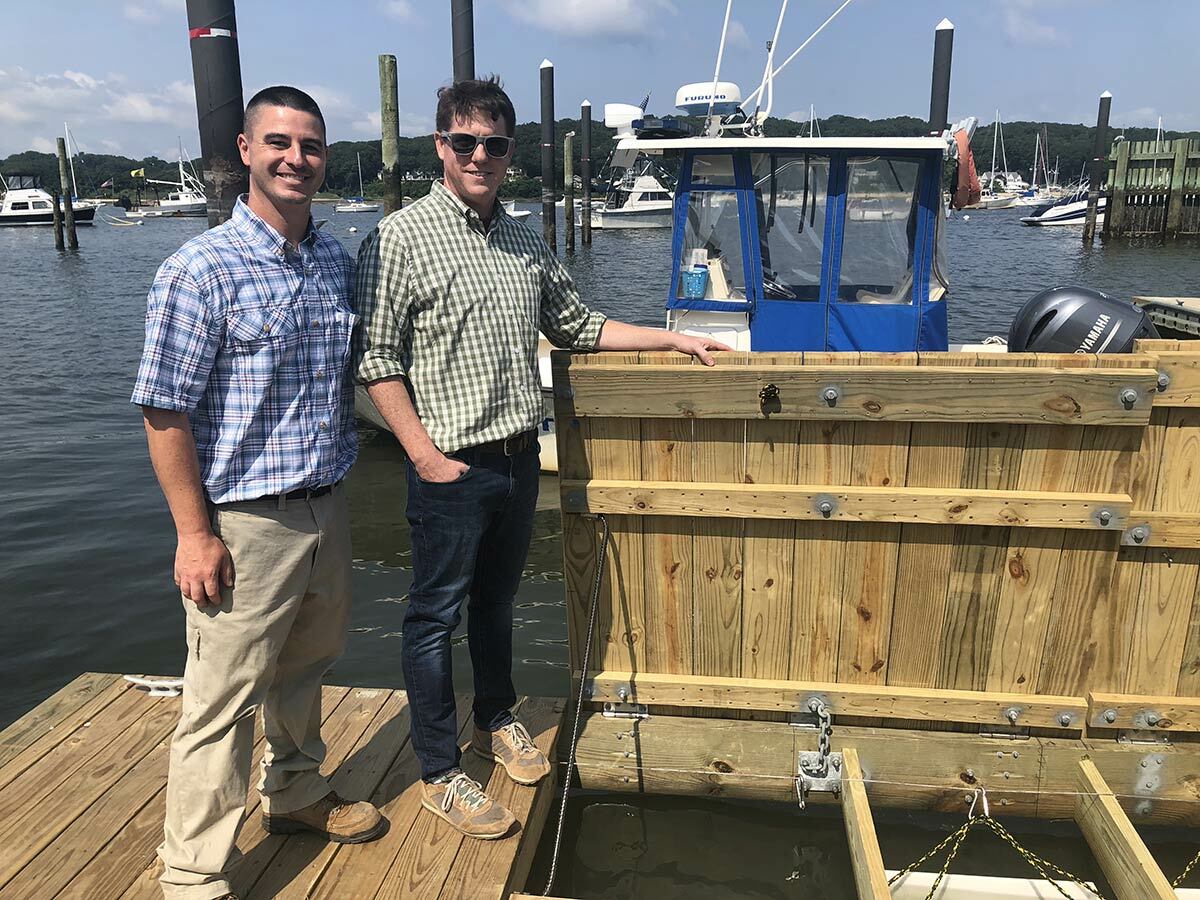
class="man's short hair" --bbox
[244,85,326,138]
[436,76,516,138]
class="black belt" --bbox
[456,429,538,458]
[223,480,341,506]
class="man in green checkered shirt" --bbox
[355,76,726,838]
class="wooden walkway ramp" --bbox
[0,673,563,899]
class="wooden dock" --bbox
[0,673,563,899]
[1105,137,1200,238]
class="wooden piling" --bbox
[581,100,592,245]
[379,54,403,214]
[52,193,64,250]
[1082,90,1111,245]
[1165,138,1190,237]
[564,131,575,252]
[1105,138,1131,237]
[55,138,78,249]
[185,0,248,227]
[540,59,556,251]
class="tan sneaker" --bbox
[421,771,516,839]
[262,790,387,843]
[472,721,551,785]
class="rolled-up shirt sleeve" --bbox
[539,244,606,351]
[130,257,219,412]
[354,221,412,383]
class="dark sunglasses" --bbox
[438,131,514,159]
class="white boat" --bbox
[62,123,103,213]
[127,141,207,218]
[1019,186,1106,226]
[966,111,1019,210]
[590,169,673,229]
[504,200,531,220]
[334,153,380,213]
[0,172,97,226]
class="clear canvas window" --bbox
[837,156,922,304]
[750,153,831,302]
[689,154,737,187]
[676,191,746,301]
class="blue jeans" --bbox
[403,441,540,780]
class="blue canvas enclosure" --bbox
[665,145,949,352]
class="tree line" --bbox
[4,116,1195,200]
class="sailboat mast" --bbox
[357,152,364,196]
[989,109,999,189]
[64,123,79,198]
[998,115,1010,186]
[1031,131,1040,190]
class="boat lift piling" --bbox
[564,131,575,251]
[540,59,556,251]
[927,18,953,135]
[379,54,403,214]
[55,138,78,249]
[450,0,474,82]
[1082,90,1112,245]
[581,100,592,245]
[185,0,247,227]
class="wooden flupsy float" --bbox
[537,338,1200,899]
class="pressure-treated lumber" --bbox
[586,670,1087,729]
[561,479,1132,532]
[1124,511,1200,549]
[841,747,891,900]
[1073,759,1175,899]
[1148,351,1200,407]
[1087,692,1200,731]
[560,364,1158,425]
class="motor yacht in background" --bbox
[0,173,97,226]
[127,142,207,218]
[590,102,674,229]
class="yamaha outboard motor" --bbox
[1008,286,1159,354]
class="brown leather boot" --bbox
[262,790,387,843]
[420,771,516,839]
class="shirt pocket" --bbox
[225,303,299,350]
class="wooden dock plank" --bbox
[0,672,120,771]
[841,747,891,900]
[0,690,177,889]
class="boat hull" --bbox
[591,205,673,229]
[0,205,97,226]
[1020,197,1106,226]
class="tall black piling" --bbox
[185,0,248,227]
[540,59,556,251]
[581,100,592,245]
[379,54,403,214]
[928,18,954,134]
[56,137,78,249]
[1082,91,1112,246]
[451,0,475,82]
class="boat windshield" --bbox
[751,153,832,302]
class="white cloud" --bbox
[726,19,752,50]
[122,0,185,25]
[378,0,416,21]
[499,0,676,39]
[30,136,56,153]
[1000,0,1061,46]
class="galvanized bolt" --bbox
[1145,711,1161,727]
[965,769,975,779]
[1103,708,1118,723]
[1003,771,1011,779]
[1012,751,1020,759]
[1058,713,1073,727]
[832,757,841,770]
[1158,371,1171,392]
[808,697,821,713]
[822,387,840,406]
[1005,707,1020,724]
[1097,510,1112,526]
[817,500,834,518]
[996,751,1005,759]
[1141,759,1149,768]
[964,794,973,804]
[1120,388,1139,408]
[1131,526,1148,544]
[617,686,628,702]
[1157,756,1164,765]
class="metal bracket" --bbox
[602,701,649,720]
[1132,752,1166,817]
[796,751,843,808]
[1118,729,1171,746]
[1122,523,1152,546]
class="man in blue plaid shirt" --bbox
[132,86,385,900]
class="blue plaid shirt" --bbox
[131,198,358,504]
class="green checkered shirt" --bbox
[354,181,606,453]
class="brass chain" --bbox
[888,809,1106,900]
[1174,846,1200,888]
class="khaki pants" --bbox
[158,485,352,900]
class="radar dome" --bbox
[675,82,742,117]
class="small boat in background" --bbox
[127,142,207,218]
[1020,185,1105,226]
[334,154,380,213]
[504,200,531,220]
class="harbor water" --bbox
[3,202,1199,896]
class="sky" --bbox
[1,0,1197,160]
